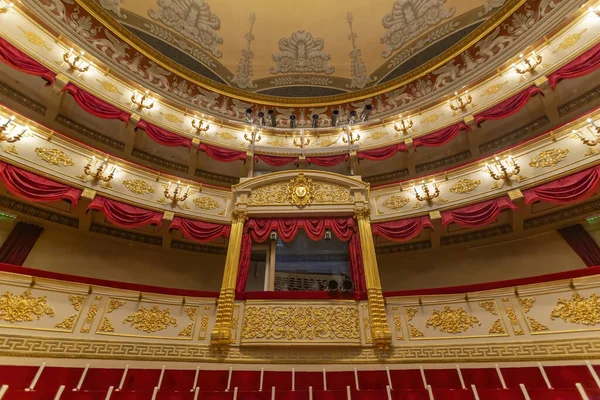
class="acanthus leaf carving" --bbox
[270,31,334,75]
[0,290,55,323]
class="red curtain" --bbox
[0,222,43,266]
[198,143,246,162]
[0,162,81,206]
[371,216,433,242]
[357,143,407,161]
[169,217,231,242]
[413,122,470,148]
[135,120,192,149]
[441,197,516,228]
[0,37,56,85]
[474,86,543,126]
[235,234,253,293]
[349,232,366,293]
[523,165,600,205]
[306,154,348,167]
[87,196,162,229]
[62,83,131,124]
[245,218,354,242]
[254,154,297,166]
[558,224,600,267]
[549,42,600,89]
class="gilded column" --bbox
[210,209,247,348]
[354,207,392,348]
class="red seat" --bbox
[312,390,347,400]
[425,369,462,389]
[4,390,52,400]
[35,366,82,391]
[352,390,389,400]
[501,367,546,388]
[80,368,123,391]
[390,389,431,400]
[231,371,261,391]
[390,370,425,390]
[197,370,230,391]
[527,388,589,400]
[121,369,161,391]
[296,372,323,391]
[358,370,388,390]
[476,388,525,400]
[236,391,273,400]
[461,368,502,389]
[544,365,597,388]
[0,365,37,389]
[263,371,292,391]
[325,371,355,391]
[432,389,475,399]
[160,369,196,391]
[62,391,116,400]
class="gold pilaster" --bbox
[354,207,392,349]
[210,209,248,348]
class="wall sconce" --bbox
[164,181,189,207]
[244,127,262,145]
[0,119,26,143]
[512,52,542,74]
[394,116,413,136]
[573,119,600,146]
[448,91,472,112]
[131,90,155,110]
[293,130,310,147]
[0,2,13,13]
[0,115,15,134]
[191,115,210,133]
[485,156,520,184]
[590,6,600,16]
[342,126,360,145]
[82,156,116,186]
[63,49,92,73]
[413,180,440,205]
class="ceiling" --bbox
[99,0,507,98]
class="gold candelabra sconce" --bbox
[244,128,262,145]
[0,116,26,143]
[131,90,155,110]
[82,156,116,186]
[394,116,413,136]
[512,51,542,74]
[413,180,440,205]
[342,127,360,145]
[0,1,13,13]
[573,119,600,146]
[63,49,92,73]
[485,156,520,185]
[191,115,210,134]
[448,91,472,112]
[164,181,190,207]
[590,6,600,16]
[293,131,310,147]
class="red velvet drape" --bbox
[0,222,43,266]
[198,143,247,162]
[349,232,366,293]
[254,154,297,166]
[523,165,600,205]
[87,196,163,229]
[474,86,543,126]
[441,197,516,228]
[0,37,56,85]
[135,120,192,149]
[306,154,348,167]
[62,83,131,124]
[0,162,81,206]
[371,216,433,242]
[413,122,470,148]
[169,217,231,242]
[357,143,407,161]
[558,224,600,267]
[549,42,600,89]
[245,218,354,242]
[235,234,253,293]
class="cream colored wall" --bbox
[377,231,585,292]
[23,225,225,291]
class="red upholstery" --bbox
[0,365,37,388]
[80,368,123,390]
[358,370,388,390]
[501,367,546,388]
[197,370,230,391]
[160,369,196,391]
[35,366,82,391]
[390,370,425,390]
[263,371,292,390]
[424,369,462,389]
[544,365,597,388]
[231,370,261,391]
[431,389,475,399]
[236,391,272,400]
[460,367,502,389]
[325,371,355,391]
[121,369,161,390]
[390,390,430,400]
[527,388,589,400]
[476,389,525,399]
[295,372,323,390]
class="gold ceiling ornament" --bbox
[68,295,86,311]
[425,306,481,334]
[520,298,535,313]
[527,317,549,332]
[123,179,155,195]
[488,319,505,334]
[193,196,220,210]
[123,305,178,333]
[479,301,497,315]
[0,290,55,323]
[54,314,77,330]
[552,30,587,54]
[528,148,569,168]
[107,299,126,313]
[550,293,600,326]
[98,317,115,333]
[96,79,123,95]
[35,147,75,167]
[241,305,360,341]
[409,324,424,338]
[482,81,508,96]
[382,195,410,210]
[312,181,350,204]
[449,179,481,194]
[288,173,315,207]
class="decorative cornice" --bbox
[131,149,188,173]
[479,117,550,154]
[89,223,162,246]
[416,151,472,174]
[364,169,410,185]
[376,241,432,254]
[558,84,600,117]
[524,198,600,229]
[0,195,78,228]
[170,241,227,255]
[55,115,125,151]
[195,169,239,185]
[441,225,513,246]
[0,82,46,115]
